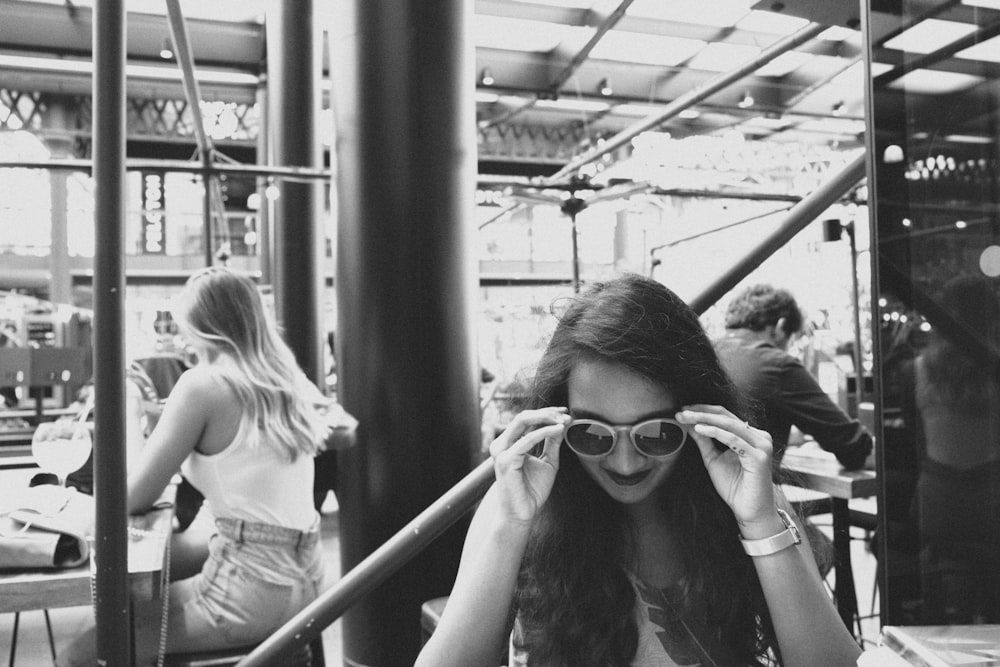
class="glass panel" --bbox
[867,0,1000,626]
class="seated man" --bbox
[714,284,873,470]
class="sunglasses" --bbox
[563,417,688,459]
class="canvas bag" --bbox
[0,484,94,569]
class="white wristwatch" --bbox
[740,509,802,557]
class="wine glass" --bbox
[31,419,93,486]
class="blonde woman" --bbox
[63,267,343,664]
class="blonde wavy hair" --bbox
[173,266,331,461]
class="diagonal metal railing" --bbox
[237,152,867,666]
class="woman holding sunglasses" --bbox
[416,274,860,667]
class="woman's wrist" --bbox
[737,510,789,541]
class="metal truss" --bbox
[0,88,258,158]
[476,119,618,166]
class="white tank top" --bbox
[182,432,317,531]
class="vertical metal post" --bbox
[202,154,214,267]
[42,96,74,306]
[255,80,272,284]
[330,0,479,663]
[92,1,131,664]
[266,0,325,383]
[848,221,865,413]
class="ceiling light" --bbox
[479,68,495,86]
[613,103,661,117]
[535,99,610,113]
[737,91,754,109]
[265,181,280,201]
[159,37,174,60]
[678,109,700,119]
[883,145,904,163]
[598,78,613,96]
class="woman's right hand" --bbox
[489,407,569,524]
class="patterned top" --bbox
[508,576,715,666]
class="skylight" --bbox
[882,19,979,54]
[589,32,706,66]
[474,16,591,52]
[735,10,811,34]
[626,0,752,27]
[756,51,815,77]
[686,43,761,72]
[955,35,1000,64]
[887,69,985,94]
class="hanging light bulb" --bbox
[832,101,846,116]
[479,68,495,86]
[737,91,754,109]
[598,78,613,96]
[265,180,280,201]
[159,37,174,60]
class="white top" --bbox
[182,432,316,531]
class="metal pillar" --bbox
[266,0,325,385]
[330,1,479,663]
[91,1,131,664]
[41,96,74,306]
[255,80,272,284]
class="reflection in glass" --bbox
[868,0,1000,626]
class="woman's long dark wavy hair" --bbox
[513,274,778,666]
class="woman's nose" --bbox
[604,433,646,474]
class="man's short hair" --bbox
[724,284,803,335]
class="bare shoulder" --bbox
[169,364,234,408]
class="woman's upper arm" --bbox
[126,368,215,513]
[415,486,530,667]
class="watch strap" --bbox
[740,508,802,557]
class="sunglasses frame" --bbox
[563,417,688,459]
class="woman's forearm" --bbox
[415,493,533,667]
[752,526,862,667]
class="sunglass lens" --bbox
[633,420,686,457]
[565,422,616,456]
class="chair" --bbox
[164,636,324,667]
[7,610,56,667]
[420,596,449,646]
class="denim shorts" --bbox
[164,515,326,653]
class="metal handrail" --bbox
[238,459,495,666]
[238,153,868,665]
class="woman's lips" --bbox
[604,469,651,487]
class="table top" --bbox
[781,444,878,500]
[0,469,175,614]
[881,625,1000,666]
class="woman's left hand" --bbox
[675,404,777,526]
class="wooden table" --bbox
[781,446,878,634]
[0,469,175,659]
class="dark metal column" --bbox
[266,0,325,384]
[330,1,479,664]
[92,1,131,664]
